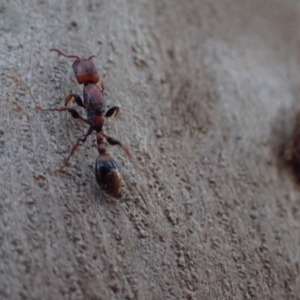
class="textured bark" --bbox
[0,0,300,299]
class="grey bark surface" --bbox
[0,0,300,299]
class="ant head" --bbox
[50,48,102,84]
[72,59,99,84]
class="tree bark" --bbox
[0,0,300,299]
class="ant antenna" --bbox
[88,46,102,60]
[50,48,80,60]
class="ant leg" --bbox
[65,93,85,108]
[54,126,93,174]
[36,106,89,124]
[103,134,131,159]
[105,106,120,118]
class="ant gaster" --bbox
[36,48,131,195]
[95,133,123,197]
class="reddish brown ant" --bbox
[36,48,131,195]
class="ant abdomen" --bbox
[95,154,122,196]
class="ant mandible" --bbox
[36,48,131,195]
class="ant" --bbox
[36,48,131,195]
